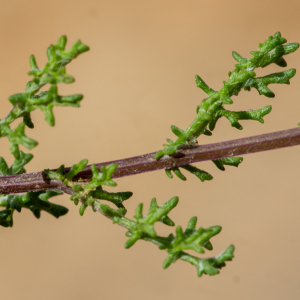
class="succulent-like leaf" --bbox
[0,151,33,176]
[209,105,272,131]
[166,164,213,182]
[64,159,88,180]
[91,186,132,209]
[213,157,243,171]
[244,69,296,98]
[84,163,117,189]
[124,197,178,248]
[0,190,67,227]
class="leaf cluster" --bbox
[0,190,67,227]
[122,198,234,277]
[0,36,89,159]
[44,157,234,276]
[45,160,132,216]
[157,32,299,182]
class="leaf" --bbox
[84,163,117,189]
[213,157,243,171]
[10,151,33,175]
[0,158,9,176]
[181,165,213,182]
[65,159,88,179]
[91,186,132,209]
[125,197,178,248]
[194,244,235,277]
[195,75,216,95]
[23,112,34,128]
[8,122,38,153]
[0,190,67,227]
[171,125,184,138]
[244,69,296,98]
[0,151,33,176]
[211,105,272,130]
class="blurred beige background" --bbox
[0,0,299,299]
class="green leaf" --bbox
[94,201,126,220]
[0,158,9,176]
[274,57,287,67]
[195,75,216,95]
[165,164,213,182]
[84,163,117,189]
[125,197,178,248]
[8,122,38,157]
[0,151,33,176]
[44,165,65,181]
[91,186,132,209]
[23,112,34,128]
[171,125,184,138]
[194,244,235,277]
[165,169,173,178]
[172,167,186,181]
[0,190,67,227]
[79,203,88,216]
[232,51,248,64]
[65,159,88,180]
[213,157,243,171]
[29,54,39,70]
[181,165,213,182]
[10,151,33,175]
[244,69,296,98]
[210,105,272,131]
[251,43,299,69]
[60,94,83,103]
[8,93,28,105]
[57,35,67,50]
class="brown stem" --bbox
[1,127,300,194]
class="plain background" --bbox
[0,0,300,299]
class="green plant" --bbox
[0,32,298,277]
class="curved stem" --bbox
[1,126,300,194]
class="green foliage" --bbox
[208,106,272,131]
[0,150,68,227]
[90,186,133,209]
[165,158,243,181]
[0,32,298,278]
[0,36,87,225]
[212,157,243,171]
[124,197,178,248]
[0,151,33,176]
[180,244,235,277]
[165,165,213,182]
[0,36,89,159]
[122,198,234,277]
[160,217,235,277]
[45,160,132,216]
[155,32,299,182]
[45,158,233,276]
[0,190,67,227]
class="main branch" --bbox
[1,127,300,194]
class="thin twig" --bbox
[1,126,300,194]
[0,106,15,124]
